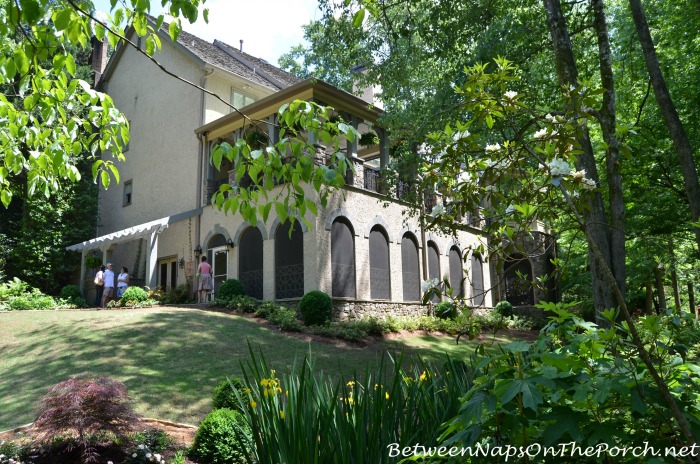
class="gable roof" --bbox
[100,17,302,91]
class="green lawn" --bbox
[0,307,515,430]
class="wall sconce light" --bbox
[194,245,202,256]
[178,258,185,269]
[227,238,235,248]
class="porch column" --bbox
[377,128,390,170]
[146,224,168,288]
[79,249,87,295]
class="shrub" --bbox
[119,286,149,306]
[6,293,56,310]
[267,307,303,332]
[299,290,333,326]
[0,277,30,301]
[254,301,279,319]
[227,295,258,313]
[218,279,245,300]
[213,377,247,412]
[160,283,192,304]
[494,300,513,318]
[60,285,87,308]
[191,408,252,464]
[34,374,138,463]
[434,301,457,320]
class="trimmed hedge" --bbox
[191,408,252,464]
[213,377,247,412]
[218,279,245,300]
[299,290,332,326]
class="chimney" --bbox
[91,36,109,88]
[239,40,243,52]
[351,65,383,110]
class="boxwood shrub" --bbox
[218,279,245,300]
[191,408,252,464]
[298,290,332,326]
[213,377,247,412]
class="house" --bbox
[68,20,556,317]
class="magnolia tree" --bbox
[417,57,697,450]
[0,0,208,207]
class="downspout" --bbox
[195,67,214,256]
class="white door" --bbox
[210,246,228,299]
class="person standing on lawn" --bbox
[94,265,105,307]
[102,263,116,307]
[117,266,130,298]
[197,256,212,304]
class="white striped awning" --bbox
[66,208,201,251]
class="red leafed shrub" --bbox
[34,373,138,462]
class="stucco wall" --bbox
[189,182,493,311]
[98,33,204,236]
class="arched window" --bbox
[427,241,441,303]
[238,227,263,299]
[401,233,420,301]
[331,219,356,298]
[505,253,534,306]
[369,226,390,300]
[275,220,304,299]
[448,246,464,298]
[471,253,485,306]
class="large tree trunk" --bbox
[688,282,696,316]
[645,281,654,315]
[654,265,667,312]
[628,0,700,254]
[592,0,626,300]
[543,0,616,316]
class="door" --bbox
[210,246,229,299]
[158,257,178,290]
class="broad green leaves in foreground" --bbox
[0,0,208,207]
[209,100,359,228]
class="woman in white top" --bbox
[117,266,130,298]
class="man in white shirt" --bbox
[101,263,116,307]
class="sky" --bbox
[91,0,322,65]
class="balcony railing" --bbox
[204,153,485,229]
[364,167,381,192]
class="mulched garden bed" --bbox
[0,418,199,464]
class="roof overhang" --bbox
[195,78,384,140]
[66,208,202,252]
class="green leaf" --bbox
[100,170,110,189]
[53,8,72,31]
[1,189,11,207]
[13,49,29,76]
[65,54,76,76]
[275,202,288,224]
[20,0,41,24]
[352,8,365,27]
[495,379,543,411]
[169,20,181,42]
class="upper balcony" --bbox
[196,78,485,230]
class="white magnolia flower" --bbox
[431,203,446,217]
[504,90,518,99]
[458,171,472,184]
[545,113,555,122]
[421,278,440,292]
[485,143,501,152]
[547,158,572,177]
[582,178,597,190]
[571,169,586,179]
[569,84,576,91]
[452,129,470,142]
[533,128,548,139]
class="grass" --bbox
[0,307,515,430]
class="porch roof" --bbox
[66,208,202,252]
